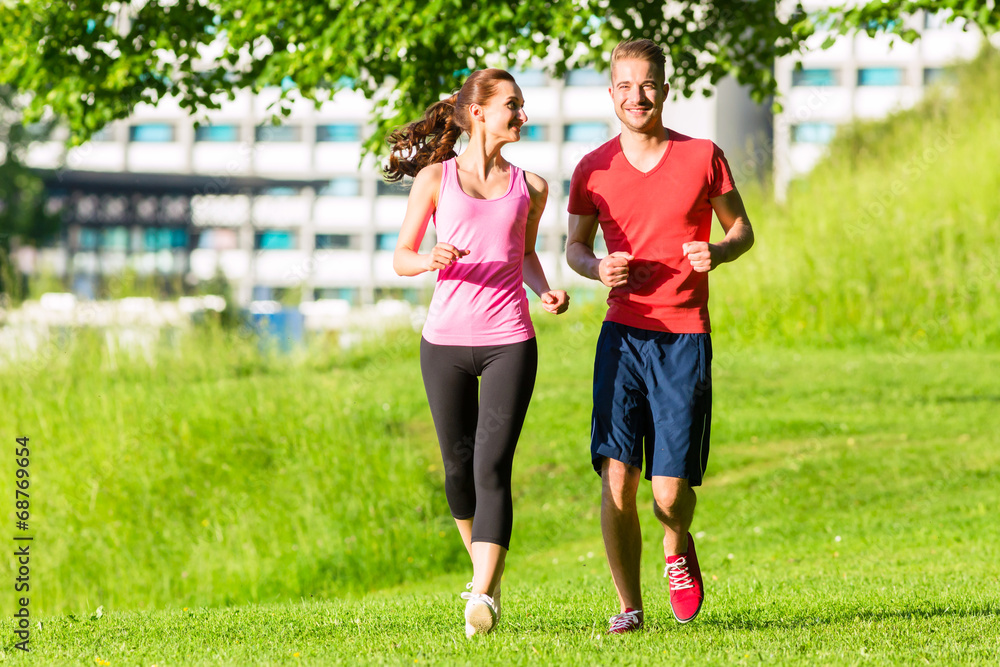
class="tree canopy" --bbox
[1,0,998,155]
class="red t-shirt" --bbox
[568,130,734,333]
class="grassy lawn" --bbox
[4,315,998,664]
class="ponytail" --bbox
[383,95,463,182]
[383,68,517,182]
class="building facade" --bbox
[773,3,988,199]
[21,68,766,307]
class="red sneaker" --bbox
[664,532,704,623]
[607,608,643,634]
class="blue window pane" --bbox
[252,285,274,301]
[145,229,163,250]
[316,124,362,142]
[374,287,420,304]
[792,68,838,87]
[792,123,837,144]
[130,124,175,142]
[259,186,300,197]
[865,18,900,31]
[314,287,359,303]
[375,233,398,251]
[102,227,130,250]
[318,178,361,197]
[564,122,609,142]
[80,228,100,250]
[521,125,548,142]
[513,69,547,87]
[566,68,606,87]
[195,125,240,142]
[315,234,353,250]
[858,68,905,86]
[91,127,115,142]
[923,68,954,85]
[255,125,301,142]
[145,228,189,250]
[255,231,296,250]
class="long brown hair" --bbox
[383,69,516,182]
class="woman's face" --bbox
[477,80,527,143]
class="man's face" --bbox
[609,58,669,134]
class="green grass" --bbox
[3,310,1000,664]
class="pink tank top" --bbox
[421,157,535,346]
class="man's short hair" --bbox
[610,39,667,83]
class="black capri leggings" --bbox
[420,336,538,550]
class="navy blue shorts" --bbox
[591,322,712,484]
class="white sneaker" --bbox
[466,580,501,620]
[461,591,498,637]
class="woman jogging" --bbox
[388,68,569,637]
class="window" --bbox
[512,69,547,87]
[375,233,399,251]
[923,68,954,86]
[520,125,549,142]
[315,234,357,250]
[865,18,900,31]
[562,179,572,197]
[566,68,606,87]
[377,180,410,196]
[316,124,362,142]
[375,287,420,304]
[144,228,189,250]
[535,234,546,252]
[252,285,275,301]
[858,68,905,86]
[564,122,609,143]
[258,186,300,197]
[102,226,130,250]
[129,124,175,142]
[196,229,239,250]
[91,126,116,142]
[255,231,297,250]
[318,178,361,197]
[314,287,360,303]
[255,125,302,142]
[792,122,837,144]
[195,124,240,142]
[792,68,839,87]
[79,228,100,250]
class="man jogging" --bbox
[565,39,754,634]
